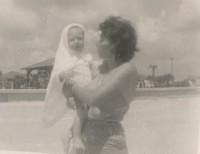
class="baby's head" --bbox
[67,26,85,52]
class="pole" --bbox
[170,57,174,76]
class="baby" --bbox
[59,25,93,109]
[59,25,93,154]
[44,24,93,154]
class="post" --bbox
[170,58,173,75]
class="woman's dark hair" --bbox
[99,16,139,62]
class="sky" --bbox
[0,0,200,80]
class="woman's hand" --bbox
[59,69,74,82]
[62,79,74,98]
[71,137,85,154]
[66,97,76,109]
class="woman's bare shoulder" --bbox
[127,60,138,77]
[118,59,138,79]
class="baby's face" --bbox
[67,27,84,52]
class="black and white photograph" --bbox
[0,0,200,154]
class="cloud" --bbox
[0,0,199,79]
[133,0,200,79]
[0,0,38,39]
[168,0,200,32]
[140,0,181,16]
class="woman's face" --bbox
[97,35,113,60]
[67,27,84,51]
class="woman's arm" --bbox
[72,61,138,106]
[58,68,74,82]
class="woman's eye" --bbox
[78,37,83,40]
[69,38,74,42]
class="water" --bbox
[123,96,200,154]
[0,88,200,154]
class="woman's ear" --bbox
[110,43,116,52]
[110,44,117,59]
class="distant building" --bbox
[195,78,200,86]
[137,79,155,88]
[1,71,26,89]
[185,76,200,87]
[22,58,54,88]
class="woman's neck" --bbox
[104,56,122,72]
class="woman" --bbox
[66,16,139,154]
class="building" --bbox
[22,58,54,88]
[1,71,26,89]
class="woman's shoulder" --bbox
[119,60,138,102]
[116,59,138,79]
[127,60,138,77]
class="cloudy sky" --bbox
[0,0,200,80]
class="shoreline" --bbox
[0,86,199,93]
[0,87,200,102]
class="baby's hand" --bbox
[88,107,101,119]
